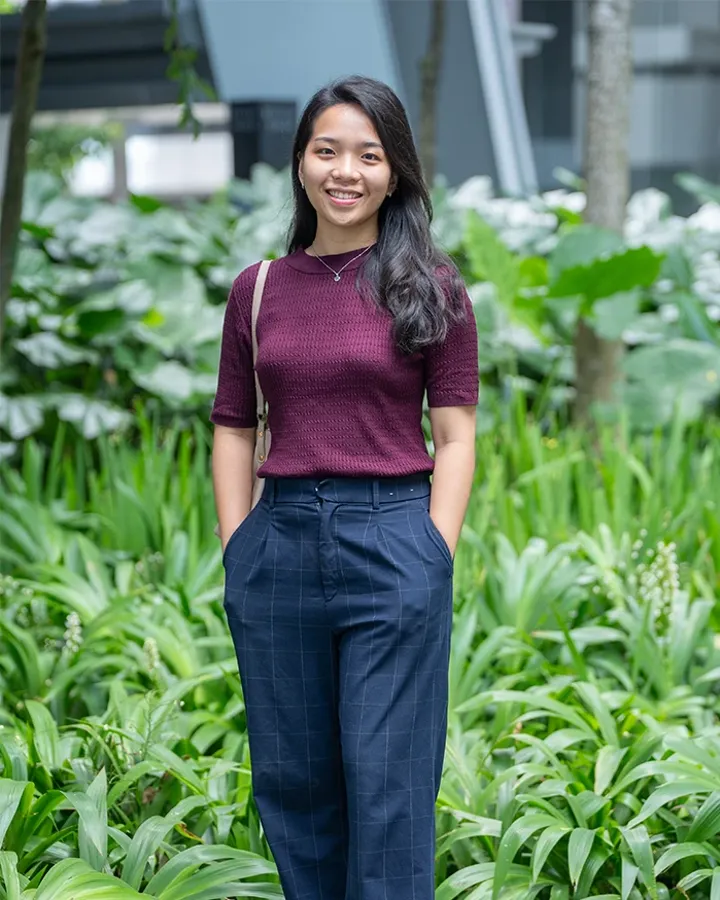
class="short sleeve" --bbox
[424,280,479,408]
[209,265,260,429]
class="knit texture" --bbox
[210,247,479,478]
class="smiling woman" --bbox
[287,75,470,355]
[298,104,396,253]
[210,74,479,900]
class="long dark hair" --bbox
[287,75,469,356]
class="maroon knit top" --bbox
[210,247,479,478]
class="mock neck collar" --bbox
[283,244,376,275]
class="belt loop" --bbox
[371,479,380,510]
[267,477,276,507]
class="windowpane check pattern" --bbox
[223,474,454,900]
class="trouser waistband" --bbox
[263,473,431,509]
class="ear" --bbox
[389,174,398,194]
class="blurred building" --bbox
[0,0,718,210]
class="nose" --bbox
[332,153,359,182]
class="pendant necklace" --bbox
[308,243,374,281]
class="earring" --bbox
[300,180,305,190]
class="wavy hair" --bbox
[287,75,468,355]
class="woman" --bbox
[211,75,478,899]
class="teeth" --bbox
[328,191,360,199]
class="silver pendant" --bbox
[334,274,341,282]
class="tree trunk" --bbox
[0,0,48,363]
[419,0,447,187]
[110,133,128,203]
[574,0,634,423]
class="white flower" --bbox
[541,190,586,213]
[659,304,680,324]
[688,203,720,233]
[62,611,83,657]
[637,540,679,629]
[143,637,160,676]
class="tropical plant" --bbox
[1,406,719,898]
[2,170,720,457]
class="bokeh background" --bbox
[1,1,719,897]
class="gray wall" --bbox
[180,0,720,202]
[196,0,400,124]
[197,0,499,187]
[385,0,499,186]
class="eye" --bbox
[316,148,334,156]
[362,152,381,161]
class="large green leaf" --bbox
[621,856,639,900]
[594,746,626,795]
[675,172,720,205]
[627,780,713,829]
[568,828,595,887]
[131,264,221,353]
[25,700,63,770]
[14,333,99,368]
[0,851,22,900]
[548,226,663,303]
[589,290,641,340]
[121,796,206,889]
[0,781,32,849]
[0,394,46,439]
[463,212,521,309]
[531,825,569,881]
[655,841,720,875]
[133,362,216,405]
[145,845,278,897]
[63,770,108,872]
[32,858,145,900]
[54,394,131,439]
[492,814,559,899]
[686,792,720,843]
[549,225,624,277]
[621,826,658,900]
[622,339,720,427]
[573,683,618,746]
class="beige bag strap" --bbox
[251,260,271,445]
[215,260,271,539]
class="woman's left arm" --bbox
[428,406,477,558]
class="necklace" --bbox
[308,243,374,281]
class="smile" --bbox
[326,190,362,205]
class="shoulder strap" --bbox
[251,260,271,422]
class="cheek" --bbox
[369,173,392,200]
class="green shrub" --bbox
[2,170,720,458]
[1,408,719,895]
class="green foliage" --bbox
[163,0,217,138]
[1,408,719,896]
[547,226,663,308]
[27,124,121,184]
[3,170,720,457]
[0,169,288,455]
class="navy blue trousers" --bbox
[222,474,454,900]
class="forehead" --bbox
[311,104,381,142]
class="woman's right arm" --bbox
[212,424,256,553]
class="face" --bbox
[298,103,396,239]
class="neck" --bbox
[309,223,378,257]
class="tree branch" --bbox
[0,0,48,363]
[419,0,447,187]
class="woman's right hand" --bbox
[212,425,256,550]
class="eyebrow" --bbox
[312,136,384,150]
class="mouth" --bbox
[326,189,362,207]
